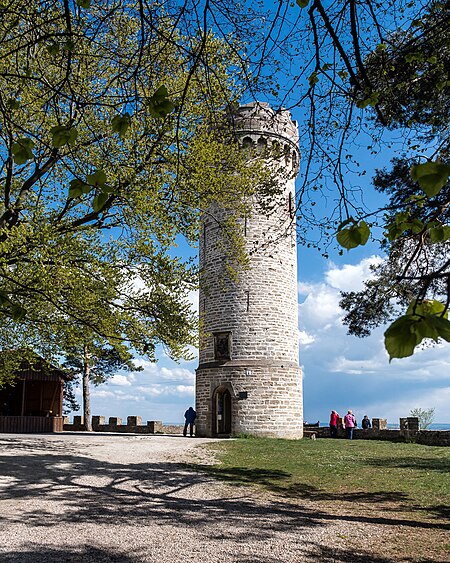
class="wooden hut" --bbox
[0,356,68,433]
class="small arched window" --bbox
[242,136,253,149]
[271,140,281,158]
[257,137,267,153]
[292,151,298,170]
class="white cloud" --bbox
[325,255,383,292]
[298,256,450,424]
[359,386,450,423]
[109,374,132,386]
[329,354,385,375]
[299,283,342,328]
[298,330,315,346]
[175,385,195,395]
[135,383,195,397]
[159,367,195,382]
[90,389,144,402]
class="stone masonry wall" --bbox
[196,364,303,438]
[63,416,185,435]
[196,103,303,438]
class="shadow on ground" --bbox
[365,456,450,473]
[0,436,448,563]
[0,544,441,563]
[188,463,450,531]
[0,546,142,563]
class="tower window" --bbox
[242,136,253,149]
[257,137,267,153]
[214,332,232,361]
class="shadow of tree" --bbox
[0,434,448,563]
[0,546,143,563]
[301,543,440,563]
[0,437,326,537]
[365,456,450,473]
[189,464,450,531]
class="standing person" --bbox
[329,410,339,438]
[183,406,196,437]
[343,410,356,440]
[362,415,371,429]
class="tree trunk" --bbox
[82,342,92,432]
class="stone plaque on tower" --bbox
[195,102,303,438]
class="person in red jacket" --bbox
[329,410,340,438]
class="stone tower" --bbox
[195,102,303,438]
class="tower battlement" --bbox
[229,102,299,175]
[230,102,299,144]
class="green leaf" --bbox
[429,316,450,342]
[69,179,90,198]
[6,98,20,110]
[0,290,11,306]
[153,85,168,99]
[63,40,75,52]
[429,224,450,243]
[356,92,379,109]
[356,98,370,109]
[93,192,110,213]
[10,303,27,321]
[408,217,424,233]
[308,72,319,87]
[337,217,355,231]
[11,137,35,164]
[51,125,78,148]
[386,301,450,359]
[46,43,60,56]
[111,113,131,139]
[296,0,309,8]
[411,316,440,343]
[87,169,107,187]
[336,220,370,249]
[385,222,403,241]
[405,52,423,63]
[406,299,447,317]
[411,161,450,197]
[146,86,175,118]
[384,315,419,360]
[76,0,91,7]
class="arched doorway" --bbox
[213,386,232,436]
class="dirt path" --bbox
[0,434,447,562]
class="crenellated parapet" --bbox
[229,102,300,175]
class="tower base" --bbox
[195,362,303,439]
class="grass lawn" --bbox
[193,437,450,561]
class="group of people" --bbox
[329,410,371,439]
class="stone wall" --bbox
[196,102,303,438]
[308,417,450,446]
[63,416,185,435]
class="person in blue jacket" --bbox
[183,407,196,437]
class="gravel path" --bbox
[0,433,444,562]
